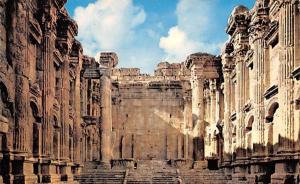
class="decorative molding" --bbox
[264,85,279,99]
[292,67,300,80]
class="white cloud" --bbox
[159,26,199,60]
[159,0,223,61]
[74,0,146,56]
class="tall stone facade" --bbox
[0,0,300,184]
[220,0,300,183]
[0,0,83,183]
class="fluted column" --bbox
[10,0,30,153]
[249,13,269,155]
[210,79,217,125]
[191,76,205,161]
[60,57,70,160]
[279,1,296,150]
[41,30,57,157]
[235,53,247,157]
[222,53,234,163]
[100,74,112,163]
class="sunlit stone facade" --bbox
[220,0,300,183]
[0,0,300,183]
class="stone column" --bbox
[210,79,217,125]
[235,54,246,157]
[221,52,234,164]
[193,77,205,161]
[271,2,297,183]
[41,31,55,157]
[10,0,30,154]
[278,1,295,151]
[100,74,112,164]
[8,0,38,183]
[60,55,70,161]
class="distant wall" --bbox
[111,70,193,160]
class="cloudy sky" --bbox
[66,0,255,73]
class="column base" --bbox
[60,162,76,183]
[42,174,61,183]
[270,161,297,184]
[271,173,295,184]
[8,174,38,184]
[231,165,247,182]
[97,161,111,169]
[193,160,207,169]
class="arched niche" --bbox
[266,102,279,123]
[0,82,12,152]
[0,82,12,119]
[245,115,254,155]
[30,101,41,156]
[52,115,60,159]
[265,102,279,154]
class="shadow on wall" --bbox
[110,87,200,162]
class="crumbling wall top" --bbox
[99,52,118,68]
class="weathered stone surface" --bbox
[0,0,299,184]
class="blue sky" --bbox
[66,0,255,73]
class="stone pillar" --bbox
[185,53,222,168]
[41,32,55,157]
[247,3,270,183]
[271,2,297,183]
[210,79,217,125]
[8,0,37,183]
[235,55,246,157]
[221,52,234,165]
[251,37,266,155]
[278,0,295,151]
[193,77,205,161]
[100,74,112,165]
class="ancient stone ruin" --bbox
[0,0,300,183]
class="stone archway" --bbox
[245,115,254,156]
[265,102,279,154]
[0,82,11,149]
[30,101,41,156]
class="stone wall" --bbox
[220,1,300,183]
[111,62,194,161]
[0,0,83,183]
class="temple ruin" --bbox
[0,0,300,183]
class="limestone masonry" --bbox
[0,0,300,183]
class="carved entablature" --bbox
[292,67,300,80]
[245,50,254,68]
[269,0,281,18]
[226,5,250,36]
[56,38,70,56]
[69,68,76,80]
[57,10,78,39]
[56,13,78,56]
[249,8,270,42]
[100,52,119,68]
[29,81,41,98]
[41,2,59,34]
[264,85,279,99]
[29,15,42,44]
[54,50,64,67]
[233,43,249,62]
[264,21,279,46]
[70,39,83,59]
[185,53,217,69]
[222,43,235,72]
[82,56,99,69]
[147,81,182,90]
[243,102,253,113]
